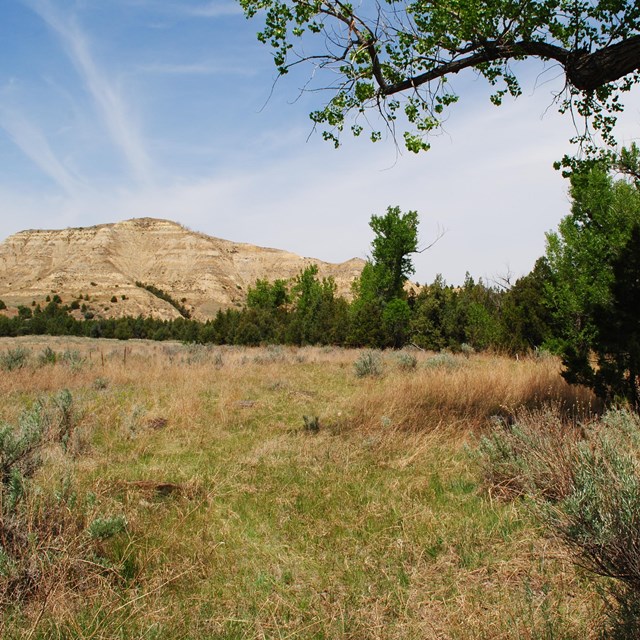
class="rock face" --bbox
[0,218,365,320]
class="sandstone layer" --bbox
[0,218,365,320]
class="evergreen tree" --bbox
[410,275,454,350]
[544,154,640,396]
[592,225,640,405]
[287,265,346,345]
[498,258,553,353]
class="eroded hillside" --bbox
[0,218,364,320]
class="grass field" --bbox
[0,337,603,639]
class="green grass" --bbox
[0,339,600,638]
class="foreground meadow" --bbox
[0,337,601,638]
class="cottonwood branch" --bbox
[371,37,640,97]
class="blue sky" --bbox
[0,0,638,286]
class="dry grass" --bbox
[0,337,603,638]
[349,351,598,433]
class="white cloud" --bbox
[183,2,244,18]
[26,0,154,186]
[0,84,582,285]
[0,108,85,196]
[137,61,255,76]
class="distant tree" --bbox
[114,318,133,340]
[234,307,287,345]
[0,315,14,336]
[455,274,502,350]
[135,282,191,318]
[410,275,453,350]
[498,258,554,353]
[382,298,412,349]
[348,263,386,347]
[286,264,347,345]
[369,206,419,301]
[349,206,420,347]
[246,278,289,310]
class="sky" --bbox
[0,1,638,286]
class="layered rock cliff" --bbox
[0,218,364,320]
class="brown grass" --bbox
[349,351,598,434]
[0,337,603,638]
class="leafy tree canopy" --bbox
[240,0,640,154]
[246,278,289,310]
[543,147,640,401]
[349,206,419,347]
[369,205,419,301]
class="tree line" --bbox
[0,204,547,353]
[0,266,544,352]
[0,152,638,404]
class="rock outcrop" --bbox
[0,218,365,320]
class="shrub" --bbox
[0,299,6,310]
[479,407,582,502]
[424,352,460,370]
[460,343,475,357]
[0,400,57,600]
[62,349,85,370]
[354,350,383,378]
[302,415,320,433]
[93,377,109,390]
[0,393,133,608]
[88,515,128,540]
[53,389,74,450]
[0,347,30,371]
[38,346,58,366]
[17,305,32,319]
[0,404,46,504]
[396,351,417,371]
[480,407,640,636]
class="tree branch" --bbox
[379,40,571,96]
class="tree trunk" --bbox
[567,35,640,92]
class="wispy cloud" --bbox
[182,2,243,18]
[106,0,243,21]
[0,107,84,195]
[138,61,255,76]
[26,0,154,186]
